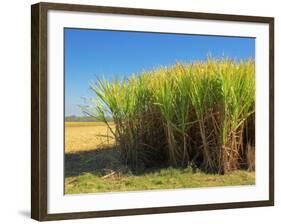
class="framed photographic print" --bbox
[31,2,274,221]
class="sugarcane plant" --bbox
[86,58,255,174]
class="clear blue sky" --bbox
[65,28,255,116]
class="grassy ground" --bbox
[65,169,255,194]
[65,122,255,194]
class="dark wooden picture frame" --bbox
[31,2,274,221]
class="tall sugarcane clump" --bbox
[88,58,255,174]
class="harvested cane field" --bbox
[65,59,255,194]
[65,122,115,153]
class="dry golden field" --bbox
[65,122,115,153]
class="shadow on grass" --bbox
[65,147,132,178]
[64,147,172,178]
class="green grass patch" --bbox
[65,168,255,194]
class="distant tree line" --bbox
[65,115,96,122]
[65,115,113,122]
